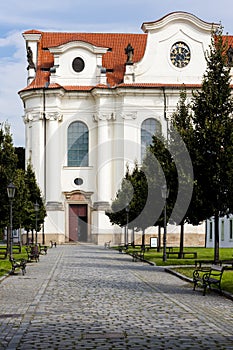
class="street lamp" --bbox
[34,202,39,245]
[125,204,129,247]
[161,184,169,262]
[7,182,16,260]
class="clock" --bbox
[170,42,191,68]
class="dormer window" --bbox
[72,57,85,72]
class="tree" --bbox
[106,163,148,245]
[15,147,25,170]
[191,27,233,262]
[0,123,18,232]
[24,162,46,242]
[12,169,30,230]
[169,89,210,257]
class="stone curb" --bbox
[165,267,233,301]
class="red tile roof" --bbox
[21,31,233,92]
[22,31,147,90]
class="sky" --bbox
[0,0,233,146]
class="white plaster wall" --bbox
[51,47,99,86]
[135,17,212,84]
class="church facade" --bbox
[19,12,233,246]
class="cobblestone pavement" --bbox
[0,244,233,350]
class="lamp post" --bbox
[161,184,169,262]
[125,204,129,247]
[7,182,16,260]
[34,202,39,245]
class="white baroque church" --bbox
[19,12,233,246]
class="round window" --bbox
[74,178,83,186]
[72,57,85,72]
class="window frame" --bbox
[67,121,89,167]
[141,118,161,161]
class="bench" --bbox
[132,249,145,262]
[118,245,128,253]
[167,251,197,259]
[0,247,7,259]
[26,246,40,262]
[195,259,233,269]
[39,244,48,255]
[12,244,22,253]
[193,265,225,296]
[10,258,27,275]
[104,240,111,249]
[195,259,216,268]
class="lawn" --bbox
[119,246,233,295]
[0,246,28,277]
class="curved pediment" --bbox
[141,11,219,34]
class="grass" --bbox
[0,245,28,277]
[116,246,233,295]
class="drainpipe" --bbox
[42,82,49,244]
[162,87,168,142]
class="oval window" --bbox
[74,178,83,186]
[72,57,85,73]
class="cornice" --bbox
[142,12,219,34]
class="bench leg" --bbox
[203,282,208,296]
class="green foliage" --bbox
[0,122,18,229]
[191,28,233,218]
[191,27,233,261]
[24,162,46,231]
[0,123,46,233]
[106,163,149,230]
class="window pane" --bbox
[68,121,89,167]
[141,118,161,161]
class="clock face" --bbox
[170,42,191,68]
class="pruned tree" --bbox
[191,27,233,262]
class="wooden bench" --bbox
[10,258,27,275]
[118,245,128,253]
[193,265,225,296]
[0,247,7,259]
[12,244,22,253]
[26,246,40,262]
[167,251,197,259]
[181,251,197,259]
[39,244,48,255]
[132,249,144,262]
[195,259,233,269]
[195,259,216,268]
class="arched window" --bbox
[141,118,161,161]
[68,121,89,167]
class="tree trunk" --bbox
[142,229,145,249]
[214,212,219,263]
[179,221,184,259]
[157,226,161,252]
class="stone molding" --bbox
[121,111,137,120]
[24,111,63,123]
[46,201,64,211]
[93,201,110,211]
[93,112,116,121]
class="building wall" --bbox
[206,215,233,248]
[20,12,227,245]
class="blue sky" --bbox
[0,0,233,146]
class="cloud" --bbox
[0,30,26,146]
[0,0,233,146]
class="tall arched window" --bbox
[68,121,89,167]
[141,118,161,161]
